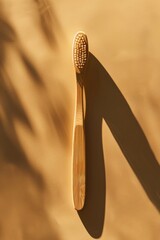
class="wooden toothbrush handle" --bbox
[73,125,85,210]
[73,83,85,210]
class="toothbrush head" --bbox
[73,31,89,74]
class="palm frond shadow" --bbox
[0,16,44,185]
[0,9,64,239]
[34,0,62,46]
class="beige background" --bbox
[0,0,160,239]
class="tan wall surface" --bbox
[0,0,159,239]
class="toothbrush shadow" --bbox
[78,53,160,238]
[77,55,106,238]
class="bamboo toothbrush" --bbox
[72,31,89,210]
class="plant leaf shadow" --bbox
[34,0,62,46]
[0,14,63,239]
[0,17,38,177]
[78,52,160,238]
[0,5,67,238]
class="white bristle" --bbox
[73,31,89,74]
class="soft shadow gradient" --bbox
[0,8,64,240]
[34,0,62,46]
[0,17,42,182]
[78,52,160,238]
